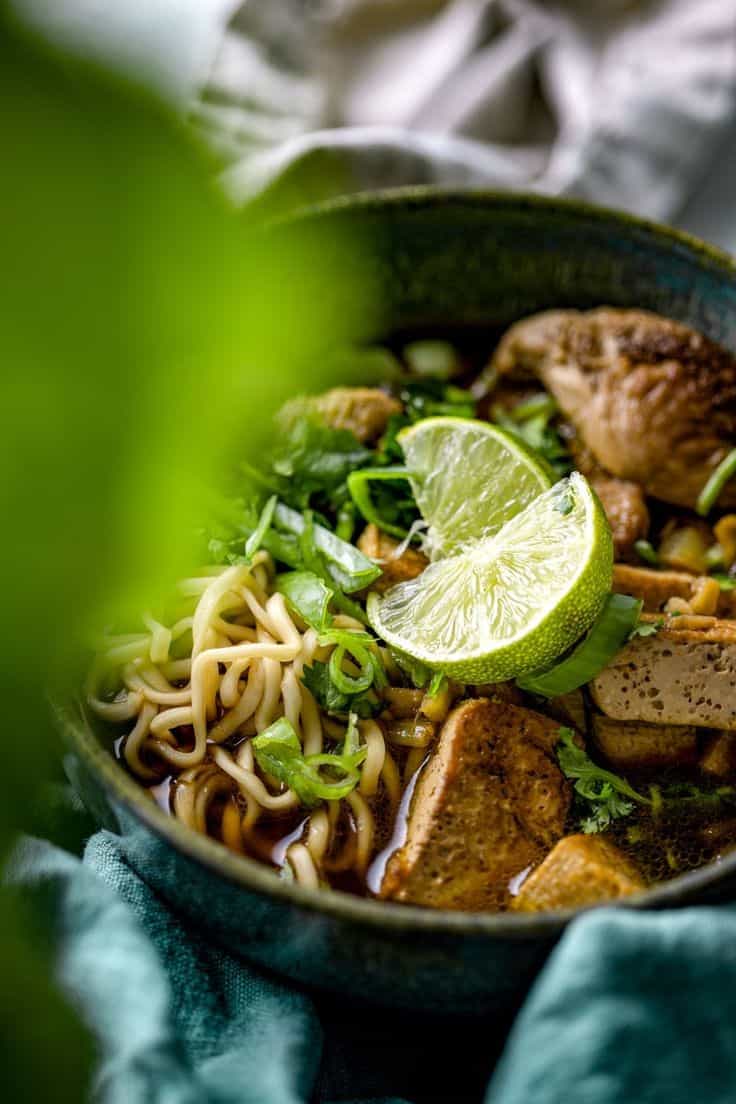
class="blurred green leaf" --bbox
[0,9,375,1099]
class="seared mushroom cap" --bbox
[490,308,736,509]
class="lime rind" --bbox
[397,416,552,558]
[367,472,613,684]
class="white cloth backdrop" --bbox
[12,0,736,250]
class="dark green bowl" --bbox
[61,190,736,1015]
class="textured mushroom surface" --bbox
[491,308,736,509]
[313,386,401,443]
[590,477,650,560]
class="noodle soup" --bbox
[89,311,736,913]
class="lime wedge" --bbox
[398,416,552,557]
[368,472,613,683]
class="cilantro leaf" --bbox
[397,377,476,422]
[389,649,433,689]
[271,410,372,511]
[491,397,572,476]
[629,617,664,639]
[556,726,649,834]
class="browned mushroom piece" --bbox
[490,308,736,509]
[591,618,736,730]
[590,478,650,561]
[591,714,698,771]
[510,834,646,912]
[313,386,402,444]
[379,698,572,911]
[356,523,428,593]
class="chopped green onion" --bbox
[634,539,659,566]
[274,503,381,592]
[696,447,736,516]
[244,494,277,562]
[342,712,361,756]
[509,393,558,422]
[252,717,366,806]
[336,502,356,542]
[347,466,412,539]
[403,340,460,378]
[713,573,736,591]
[319,628,383,692]
[517,594,642,697]
[301,660,380,717]
[276,571,333,631]
[705,545,725,570]
[329,646,374,695]
[428,671,446,697]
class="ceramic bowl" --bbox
[61,190,736,1015]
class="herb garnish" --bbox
[271,405,372,514]
[492,394,572,476]
[634,539,659,566]
[301,629,387,717]
[556,727,651,834]
[628,616,664,639]
[252,715,366,806]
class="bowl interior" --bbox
[65,189,736,936]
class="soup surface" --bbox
[89,308,736,912]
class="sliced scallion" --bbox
[509,393,558,422]
[696,447,736,516]
[347,466,412,539]
[634,539,659,566]
[403,340,460,379]
[319,629,386,696]
[252,717,367,806]
[244,494,277,562]
[517,593,642,697]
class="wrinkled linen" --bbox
[11,1,736,237]
[207,0,736,225]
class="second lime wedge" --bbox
[398,416,553,557]
[367,472,613,683]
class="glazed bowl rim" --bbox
[63,187,736,938]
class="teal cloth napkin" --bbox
[10,829,736,1104]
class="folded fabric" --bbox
[488,904,736,1104]
[13,0,736,248]
[9,829,736,1104]
[11,834,328,1104]
[211,0,736,225]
